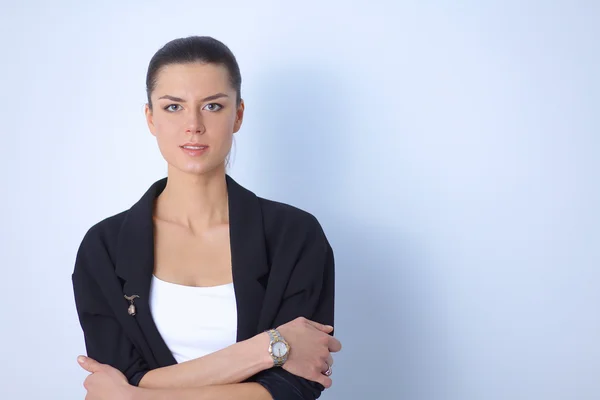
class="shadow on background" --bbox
[253,68,451,399]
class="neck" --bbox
[155,164,229,230]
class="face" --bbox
[145,62,244,177]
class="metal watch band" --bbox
[268,328,283,343]
[267,329,288,367]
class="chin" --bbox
[174,160,226,177]
[161,149,228,177]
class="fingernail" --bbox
[77,356,86,364]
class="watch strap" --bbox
[267,329,289,367]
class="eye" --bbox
[164,104,182,112]
[203,103,223,112]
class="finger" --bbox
[321,358,334,374]
[83,374,94,391]
[78,355,102,373]
[328,337,342,352]
[327,353,334,367]
[315,373,333,389]
[305,320,334,333]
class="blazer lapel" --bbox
[114,175,270,368]
[226,175,270,341]
[115,178,178,368]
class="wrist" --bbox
[253,331,275,370]
[265,328,290,368]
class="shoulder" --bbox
[78,177,165,254]
[80,210,128,249]
[258,197,320,230]
[257,197,329,249]
[74,210,129,273]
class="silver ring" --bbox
[324,363,333,376]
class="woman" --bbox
[72,36,341,400]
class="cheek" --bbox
[152,121,180,156]
[153,122,186,153]
[153,117,180,136]
[208,112,236,129]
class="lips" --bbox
[181,144,208,150]
[180,143,209,157]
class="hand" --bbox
[77,356,136,400]
[276,317,342,388]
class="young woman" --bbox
[72,36,341,400]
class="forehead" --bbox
[152,63,232,97]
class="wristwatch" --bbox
[267,329,290,367]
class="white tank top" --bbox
[149,275,238,364]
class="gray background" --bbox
[1,1,598,399]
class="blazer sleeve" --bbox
[248,217,336,400]
[71,231,150,386]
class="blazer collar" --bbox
[114,175,269,367]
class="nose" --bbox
[185,111,205,134]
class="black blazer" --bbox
[72,175,335,400]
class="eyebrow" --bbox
[157,93,229,102]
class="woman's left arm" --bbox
[246,215,338,400]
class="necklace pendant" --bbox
[128,304,136,316]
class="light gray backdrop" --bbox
[1,1,598,399]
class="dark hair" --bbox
[145,36,242,110]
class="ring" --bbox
[323,363,333,376]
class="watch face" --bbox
[272,341,288,357]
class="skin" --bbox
[77,62,341,399]
[147,63,243,187]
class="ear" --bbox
[145,103,157,137]
[233,99,245,134]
